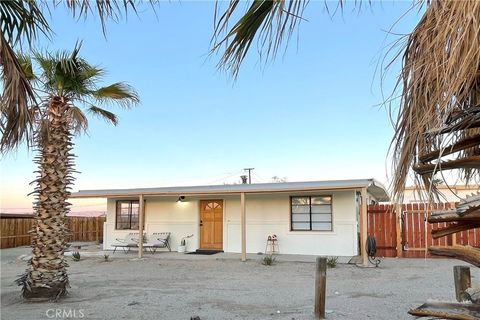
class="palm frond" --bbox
[211,0,308,78]
[391,0,480,201]
[34,42,95,97]
[67,106,88,135]
[1,0,150,154]
[16,53,36,81]
[58,0,140,36]
[0,0,51,44]
[87,106,118,126]
[90,83,139,108]
[0,0,50,153]
[79,65,105,83]
[0,32,37,153]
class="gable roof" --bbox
[70,178,389,201]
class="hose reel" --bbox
[366,235,381,267]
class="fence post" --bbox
[96,217,99,244]
[315,257,326,319]
[395,203,402,258]
[13,219,17,248]
[453,266,471,302]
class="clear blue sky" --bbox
[0,1,423,212]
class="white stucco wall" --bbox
[224,191,358,256]
[104,190,360,256]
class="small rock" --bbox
[276,310,281,314]
[127,301,139,306]
[326,310,334,314]
[334,291,339,295]
[190,316,201,320]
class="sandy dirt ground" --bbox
[1,245,478,320]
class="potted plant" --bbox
[178,234,193,253]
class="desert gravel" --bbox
[1,246,478,320]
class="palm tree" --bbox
[15,44,138,300]
[211,0,480,199]
[0,0,144,153]
[0,0,143,301]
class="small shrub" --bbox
[262,254,276,266]
[72,251,81,261]
[327,256,338,268]
[103,254,110,262]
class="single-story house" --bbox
[70,179,389,262]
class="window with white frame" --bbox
[290,196,332,231]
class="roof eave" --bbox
[70,183,374,199]
[366,179,390,202]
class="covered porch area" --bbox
[70,179,389,265]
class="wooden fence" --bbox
[367,203,480,258]
[0,215,105,249]
[367,204,397,257]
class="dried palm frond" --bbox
[391,1,480,202]
[0,32,37,152]
[0,0,50,153]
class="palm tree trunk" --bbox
[18,96,73,300]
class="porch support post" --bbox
[241,192,246,262]
[360,188,368,266]
[138,194,145,258]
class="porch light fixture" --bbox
[176,196,185,203]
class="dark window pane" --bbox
[117,222,130,230]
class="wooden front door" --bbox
[200,200,223,250]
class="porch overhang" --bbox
[69,178,389,201]
[70,179,389,263]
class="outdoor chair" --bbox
[143,232,171,254]
[112,233,139,254]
